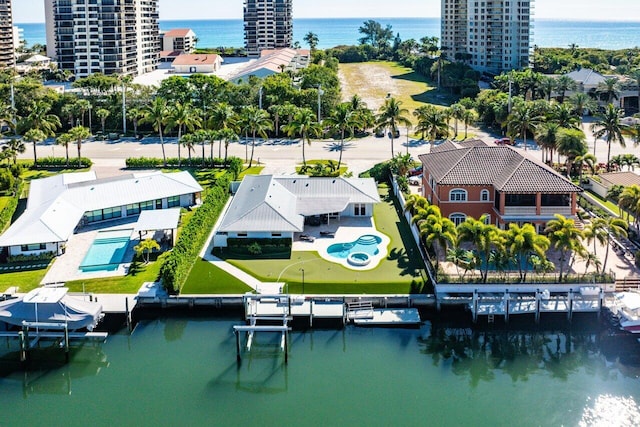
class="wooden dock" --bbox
[436,284,604,323]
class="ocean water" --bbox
[16,18,640,51]
[0,314,638,426]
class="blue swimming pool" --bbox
[326,235,382,260]
[80,229,132,272]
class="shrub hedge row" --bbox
[30,156,93,169]
[126,156,240,169]
[159,174,231,293]
[0,180,23,233]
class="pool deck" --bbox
[41,221,139,285]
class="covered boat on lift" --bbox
[0,288,103,331]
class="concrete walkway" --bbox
[199,197,283,294]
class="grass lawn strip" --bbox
[181,259,253,294]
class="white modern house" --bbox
[0,171,203,257]
[214,175,380,247]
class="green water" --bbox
[0,314,639,427]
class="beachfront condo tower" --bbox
[244,0,293,57]
[441,0,533,74]
[45,0,160,78]
[0,0,14,68]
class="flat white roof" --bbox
[134,208,181,232]
[0,171,202,247]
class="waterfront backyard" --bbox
[200,186,428,294]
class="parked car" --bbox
[408,174,423,186]
[388,130,400,139]
[374,128,385,138]
[494,137,514,145]
[408,165,423,176]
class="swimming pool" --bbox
[80,229,133,272]
[327,234,383,267]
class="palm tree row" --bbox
[404,194,623,283]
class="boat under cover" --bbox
[615,292,640,334]
[0,288,103,331]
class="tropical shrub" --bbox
[0,180,23,233]
[0,169,15,192]
[28,156,92,169]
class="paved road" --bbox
[17,119,638,178]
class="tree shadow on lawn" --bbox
[382,192,428,287]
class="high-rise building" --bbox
[244,0,293,57]
[0,0,14,68]
[441,0,533,74]
[45,0,160,78]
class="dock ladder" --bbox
[346,300,374,322]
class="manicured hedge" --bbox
[159,174,231,293]
[126,156,242,173]
[30,156,93,169]
[0,180,23,233]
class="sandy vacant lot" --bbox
[338,61,448,113]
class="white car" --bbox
[408,174,422,186]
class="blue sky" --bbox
[12,0,640,23]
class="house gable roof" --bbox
[217,175,380,233]
[419,145,581,194]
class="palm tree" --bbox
[180,133,197,166]
[95,108,110,134]
[218,128,239,162]
[590,104,626,171]
[22,129,47,167]
[141,97,170,166]
[376,97,411,157]
[414,105,449,143]
[574,153,597,184]
[210,102,236,158]
[68,125,91,167]
[55,133,73,167]
[2,138,25,164]
[282,107,321,167]
[548,102,580,129]
[127,106,143,138]
[596,77,621,104]
[583,218,608,274]
[555,75,577,103]
[461,109,478,139]
[568,92,597,119]
[75,99,91,126]
[449,103,466,138]
[240,106,272,167]
[303,32,319,51]
[22,101,61,138]
[456,215,500,283]
[20,101,61,165]
[556,128,587,179]
[506,102,543,151]
[618,184,640,228]
[403,194,429,216]
[324,103,360,169]
[268,104,287,138]
[168,102,201,167]
[544,214,584,282]
[416,208,457,268]
[535,122,560,164]
[504,223,550,282]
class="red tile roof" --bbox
[172,54,221,66]
[164,29,193,37]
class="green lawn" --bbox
[221,187,428,294]
[181,259,253,294]
[0,196,9,212]
[0,266,51,293]
[64,256,164,294]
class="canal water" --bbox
[0,312,639,427]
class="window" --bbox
[156,199,162,209]
[237,233,248,237]
[21,243,46,251]
[140,200,154,211]
[272,233,282,237]
[354,203,366,216]
[167,196,180,208]
[481,190,490,202]
[449,189,467,202]
[483,214,491,225]
[126,203,141,216]
[450,213,467,226]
